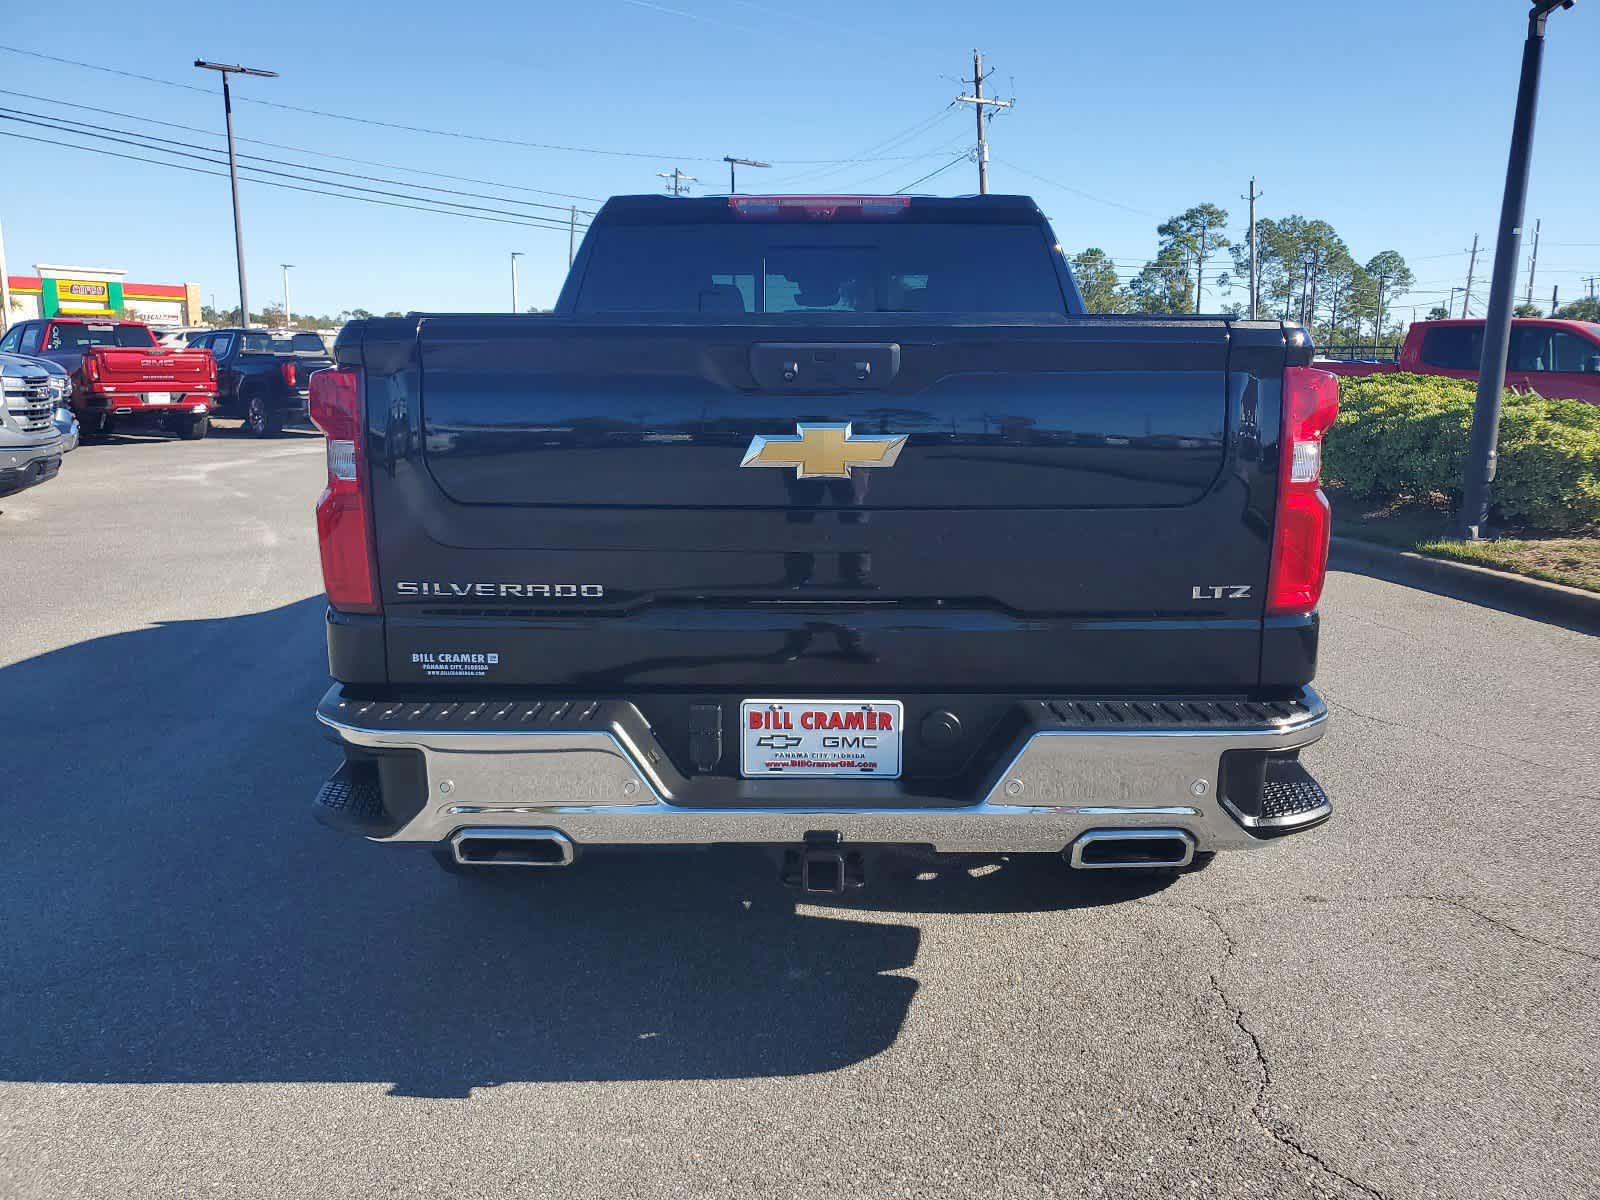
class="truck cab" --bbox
[1321,318,1600,404]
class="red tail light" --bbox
[204,353,218,386]
[84,354,101,384]
[308,368,380,614]
[728,195,911,220]
[1267,367,1340,616]
[280,361,297,388]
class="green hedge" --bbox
[1323,372,1600,532]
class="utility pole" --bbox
[195,60,279,330]
[568,207,577,268]
[723,156,771,194]
[280,263,293,327]
[1524,217,1541,305]
[1242,177,1261,319]
[1457,0,1577,541]
[0,215,12,336]
[1551,284,1559,312]
[657,168,696,196]
[509,251,522,313]
[1193,213,1211,313]
[954,51,1012,194]
[1461,233,1480,317]
[1585,275,1597,299]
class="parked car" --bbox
[54,395,81,451]
[192,328,333,436]
[15,355,82,452]
[0,317,217,441]
[1319,318,1600,404]
[310,193,1337,889]
[0,353,65,496]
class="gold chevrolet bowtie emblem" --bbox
[740,422,908,480]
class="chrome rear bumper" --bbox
[316,688,1330,855]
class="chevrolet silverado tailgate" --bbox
[362,314,1289,692]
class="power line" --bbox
[0,43,211,92]
[0,42,948,167]
[777,106,957,187]
[0,84,604,204]
[848,129,974,189]
[989,159,1153,216]
[895,150,974,194]
[0,103,596,216]
[0,110,588,230]
[0,127,584,232]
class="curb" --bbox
[1330,536,1600,633]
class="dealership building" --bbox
[4,264,202,327]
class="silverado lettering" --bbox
[395,582,605,598]
[310,193,1337,891]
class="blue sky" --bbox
[1,0,1596,319]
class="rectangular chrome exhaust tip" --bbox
[1068,828,1195,870]
[449,827,575,867]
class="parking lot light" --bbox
[194,60,280,330]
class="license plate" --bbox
[145,392,172,404]
[740,699,903,778]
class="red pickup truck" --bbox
[0,317,218,440]
[1320,318,1600,405]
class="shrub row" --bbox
[1322,372,1600,532]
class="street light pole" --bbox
[194,60,279,329]
[0,214,12,336]
[723,156,771,193]
[281,263,294,326]
[1456,0,1576,540]
[510,252,523,313]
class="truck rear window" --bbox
[46,323,157,350]
[574,223,1067,315]
[240,332,327,355]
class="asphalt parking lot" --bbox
[1,429,1596,1200]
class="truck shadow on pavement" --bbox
[0,597,1175,1098]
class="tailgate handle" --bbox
[750,343,900,392]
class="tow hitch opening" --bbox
[781,833,866,894]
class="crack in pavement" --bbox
[1135,887,1599,1196]
[1163,892,1600,967]
[1400,894,1600,965]
[1321,697,1587,783]
[1143,900,1394,1200]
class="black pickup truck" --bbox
[310,194,1338,891]
[192,328,332,436]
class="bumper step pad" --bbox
[1241,757,1332,834]
[313,763,388,836]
